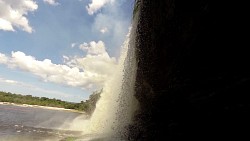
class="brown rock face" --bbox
[130,0,250,140]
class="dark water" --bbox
[0,104,83,141]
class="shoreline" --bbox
[0,102,85,113]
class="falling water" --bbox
[87,33,136,134]
[75,11,140,139]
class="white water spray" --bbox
[66,8,140,140]
[68,12,139,137]
[82,25,138,137]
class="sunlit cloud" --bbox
[0,41,117,90]
[0,0,38,33]
[79,41,106,55]
[0,18,14,31]
[43,0,59,6]
[65,40,118,84]
[86,0,114,15]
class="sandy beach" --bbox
[0,102,85,113]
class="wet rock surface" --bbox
[130,0,250,140]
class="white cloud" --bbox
[62,55,69,61]
[0,78,18,84]
[0,41,117,90]
[65,40,117,84]
[100,27,108,33]
[71,43,77,48]
[90,0,131,57]
[4,80,18,84]
[0,78,18,86]
[0,77,35,88]
[0,18,14,31]
[43,0,59,6]
[0,0,38,33]
[79,41,106,55]
[0,53,8,63]
[0,77,72,98]
[86,0,114,15]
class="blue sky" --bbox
[0,0,134,102]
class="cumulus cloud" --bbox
[90,0,132,57]
[0,18,14,31]
[43,0,59,6]
[79,41,106,55]
[0,41,117,90]
[65,41,117,82]
[0,0,38,33]
[86,0,114,15]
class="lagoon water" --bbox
[0,104,83,141]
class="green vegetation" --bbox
[84,89,101,114]
[0,90,101,114]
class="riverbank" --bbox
[0,102,85,113]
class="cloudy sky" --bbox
[0,0,134,102]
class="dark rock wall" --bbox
[131,0,250,140]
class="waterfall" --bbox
[77,13,139,138]
[64,3,141,140]
[86,32,137,135]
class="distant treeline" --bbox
[0,90,101,114]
